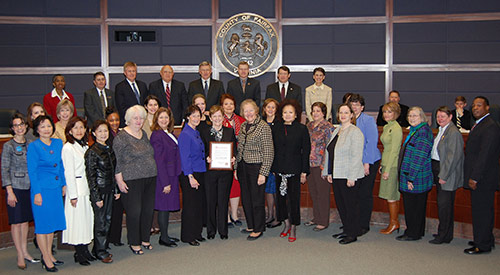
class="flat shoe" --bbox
[313,226,327,232]
[142,243,153,250]
[464,246,491,255]
[395,235,420,241]
[304,221,316,226]
[241,229,253,234]
[196,237,206,242]
[339,236,357,244]
[332,232,346,239]
[429,238,450,245]
[247,232,263,241]
[159,239,177,247]
[169,237,180,242]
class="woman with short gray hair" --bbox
[113,105,157,255]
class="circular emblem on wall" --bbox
[216,13,279,77]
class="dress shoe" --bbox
[280,228,291,238]
[41,259,58,273]
[247,232,263,241]
[395,234,421,241]
[227,222,234,228]
[83,250,97,261]
[112,242,124,247]
[241,228,253,234]
[467,241,495,249]
[339,236,357,245]
[220,235,228,240]
[233,220,243,226]
[52,260,64,266]
[169,237,180,242]
[74,253,90,266]
[100,256,113,263]
[188,241,200,246]
[464,246,491,255]
[25,257,41,263]
[332,232,347,239]
[313,226,327,232]
[196,237,206,242]
[207,234,215,240]
[17,264,27,270]
[267,221,282,228]
[159,239,177,247]
[428,238,450,245]
[358,228,369,236]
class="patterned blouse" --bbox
[223,113,245,136]
[307,119,333,168]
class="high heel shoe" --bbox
[41,259,58,273]
[288,236,296,242]
[25,257,41,263]
[280,228,290,238]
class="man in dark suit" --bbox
[376,90,410,127]
[115,61,148,127]
[265,66,302,107]
[226,61,261,115]
[463,96,500,255]
[149,65,188,126]
[188,61,225,111]
[84,72,115,127]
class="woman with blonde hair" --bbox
[52,99,75,143]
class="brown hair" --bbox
[27,102,47,128]
[209,105,224,117]
[311,102,327,119]
[382,102,401,120]
[65,116,88,144]
[262,98,279,117]
[455,96,466,103]
[151,107,175,132]
[192,93,206,105]
[9,113,27,136]
[123,61,137,70]
[220,93,236,106]
[436,106,452,116]
[336,104,357,125]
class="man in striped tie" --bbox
[115,61,149,127]
[148,65,188,126]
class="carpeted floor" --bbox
[0,222,498,275]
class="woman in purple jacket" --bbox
[150,107,181,248]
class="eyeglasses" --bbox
[12,123,25,128]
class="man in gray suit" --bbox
[84,72,115,127]
[187,61,225,110]
[226,61,261,115]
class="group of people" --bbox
[2,61,500,273]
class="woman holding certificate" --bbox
[272,99,311,242]
[200,105,236,240]
[235,99,274,241]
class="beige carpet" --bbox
[0,222,498,275]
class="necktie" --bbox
[99,90,107,115]
[242,79,246,93]
[165,84,171,107]
[456,114,462,129]
[132,82,140,104]
[471,122,476,131]
[203,81,208,96]
[280,84,285,101]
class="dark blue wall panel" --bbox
[394,21,500,64]
[0,0,100,17]
[395,0,500,16]
[283,0,385,18]
[110,26,211,66]
[0,25,100,67]
[219,0,275,18]
[108,0,211,18]
[394,72,500,112]
[283,24,385,64]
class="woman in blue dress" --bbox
[27,115,66,272]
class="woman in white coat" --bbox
[61,117,94,266]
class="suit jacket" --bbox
[226,77,261,114]
[149,79,188,125]
[464,115,500,191]
[199,126,236,171]
[84,87,115,127]
[187,78,225,110]
[451,109,472,130]
[377,103,410,127]
[115,79,148,127]
[265,82,303,107]
[322,124,365,181]
[271,120,311,175]
[436,123,464,191]
[398,123,433,193]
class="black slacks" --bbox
[276,174,301,225]
[432,160,456,242]
[92,192,113,259]
[180,172,205,243]
[120,176,156,246]
[238,162,266,233]
[401,190,429,238]
[470,189,495,251]
[358,160,380,230]
[107,196,124,243]
[332,179,361,238]
[205,170,233,236]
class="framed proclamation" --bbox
[209,141,233,170]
